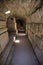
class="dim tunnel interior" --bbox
[0,16,40,65]
[0,0,43,65]
[16,18,26,33]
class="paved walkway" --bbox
[5,35,39,65]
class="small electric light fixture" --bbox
[5,10,11,14]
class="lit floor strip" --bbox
[17,33,26,36]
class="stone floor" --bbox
[5,34,40,65]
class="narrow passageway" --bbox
[5,35,39,65]
[0,0,43,65]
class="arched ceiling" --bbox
[0,0,43,22]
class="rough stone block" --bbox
[0,32,9,53]
[35,46,43,65]
[31,10,41,23]
[0,21,6,29]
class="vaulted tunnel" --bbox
[0,0,43,65]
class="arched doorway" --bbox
[7,15,26,36]
[7,16,16,35]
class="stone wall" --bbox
[27,7,43,65]
[0,20,9,54]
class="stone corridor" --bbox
[0,0,43,65]
[0,35,40,65]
